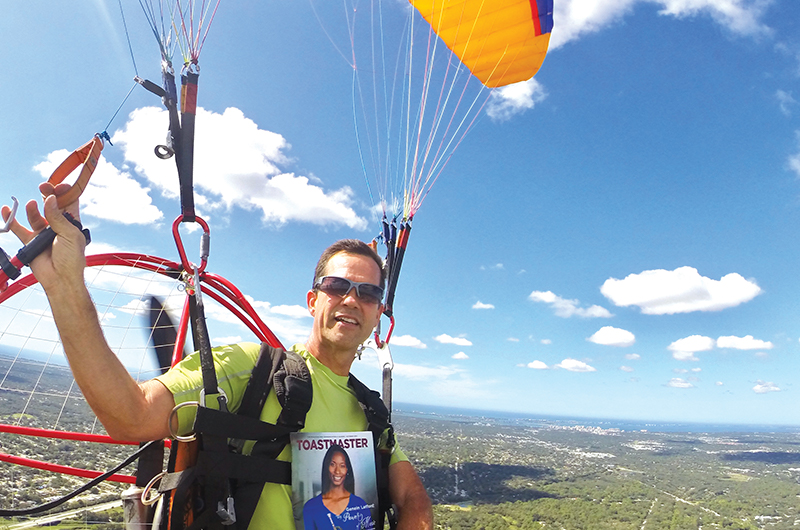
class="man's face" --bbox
[307,252,384,356]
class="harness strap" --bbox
[348,374,397,529]
[194,407,296,442]
[232,344,312,530]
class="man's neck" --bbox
[305,339,356,377]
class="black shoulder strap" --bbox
[349,373,397,529]
[232,344,313,530]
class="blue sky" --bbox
[1,0,800,426]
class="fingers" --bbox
[1,201,36,244]
[40,181,81,222]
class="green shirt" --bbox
[156,342,406,530]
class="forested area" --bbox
[2,368,800,529]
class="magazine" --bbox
[290,431,378,530]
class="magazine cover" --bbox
[290,431,378,530]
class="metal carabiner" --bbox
[0,197,19,234]
[172,214,210,274]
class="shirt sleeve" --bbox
[155,342,262,434]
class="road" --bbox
[4,499,123,530]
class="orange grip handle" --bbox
[46,135,104,209]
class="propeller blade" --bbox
[147,295,180,375]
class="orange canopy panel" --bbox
[410,0,554,87]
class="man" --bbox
[2,183,432,529]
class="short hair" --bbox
[320,444,355,494]
[313,239,386,291]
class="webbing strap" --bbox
[194,407,295,442]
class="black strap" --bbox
[348,374,397,529]
[231,345,313,530]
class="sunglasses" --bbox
[314,276,384,304]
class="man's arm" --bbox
[389,460,433,530]
[2,187,175,441]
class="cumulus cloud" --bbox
[625,353,641,360]
[601,266,761,314]
[529,290,613,318]
[668,378,694,389]
[34,151,163,224]
[269,305,311,319]
[391,335,428,349]
[668,334,715,361]
[550,0,771,50]
[556,358,596,372]
[212,335,243,346]
[587,326,635,347]
[717,335,774,350]
[621,365,634,372]
[541,339,552,345]
[391,363,465,381]
[507,337,520,343]
[472,301,495,310]
[434,334,473,346]
[777,90,797,116]
[452,352,469,360]
[111,106,367,229]
[753,380,780,393]
[487,78,548,121]
[789,131,800,178]
[528,360,548,369]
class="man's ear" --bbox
[307,290,318,316]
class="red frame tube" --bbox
[0,452,135,484]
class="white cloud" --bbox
[507,337,520,342]
[668,378,694,389]
[625,353,641,360]
[212,335,243,346]
[391,363,464,381]
[434,334,473,346]
[472,301,495,310]
[391,335,427,349]
[269,304,311,319]
[452,352,469,360]
[777,90,797,116]
[601,266,761,314]
[529,290,613,318]
[670,335,716,352]
[112,106,367,229]
[587,326,635,347]
[717,335,774,350]
[621,365,634,372]
[34,150,163,225]
[672,351,699,361]
[528,360,548,369]
[487,78,548,121]
[753,380,780,393]
[691,368,702,372]
[674,368,688,374]
[556,358,596,372]
[541,339,552,345]
[789,131,800,178]
[716,381,724,386]
[550,0,771,51]
[668,334,714,361]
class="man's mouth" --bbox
[335,315,359,326]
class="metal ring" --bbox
[155,145,174,160]
[199,386,229,408]
[168,401,199,442]
[141,471,167,506]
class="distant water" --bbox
[393,402,800,434]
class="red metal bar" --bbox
[0,452,135,484]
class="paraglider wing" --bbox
[410,0,554,87]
